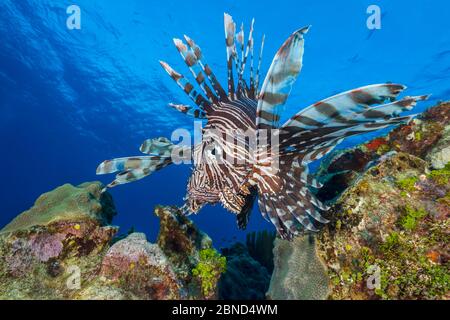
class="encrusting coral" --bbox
[316,101,450,202]
[312,102,449,300]
[99,232,183,299]
[0,182,118,299]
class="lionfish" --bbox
[97,13,428,239]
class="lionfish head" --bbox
[184,127,247,215]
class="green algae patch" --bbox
[427,162,450,185]
[192,248,226,298]
[396,176,418,192]
[399,206,428,231]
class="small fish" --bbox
[97,13,429,240]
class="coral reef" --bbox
[316,102,450,202]
[267,235,330,300]
[154,205,225,299]
[1,102,448,301]
[0,183,223,300]
[99,232,183,299]
[313,102,450,300]
[219,243,271,300]
[316,153,449,299]
[0,182,118,299]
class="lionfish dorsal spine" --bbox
[159,60,213,115]
[183,35,229,102]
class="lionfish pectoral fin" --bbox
[279,84,429,163]
[256,26,309,130]
[250,156,329,239]
[96,153,173,192]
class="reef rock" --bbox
[316,153,449,299]
[426,124,450,169]
[100,232,184,299]
[268,102,449,301]
[267,235,330,300]
[0,183,224,300]
[1,182,116,234]
[155,205,223,300]
[156,206,212,280]
[0,182,118,299]
[219,243,271,300]
[317,102,450,202]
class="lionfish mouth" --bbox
[219,187,246,214]
[182,190,220,214]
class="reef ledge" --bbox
[0,182,225,300]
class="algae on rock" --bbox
[0,182,118,300]
[316,153,449,300]
[267,102,450,301]
[0,183,223,300]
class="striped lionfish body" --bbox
[97,13,428,240]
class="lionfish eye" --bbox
[206,148,216,160]
[206,145,222,159]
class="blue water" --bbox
[1,0,449,247]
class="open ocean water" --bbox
[1,0,449,247]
